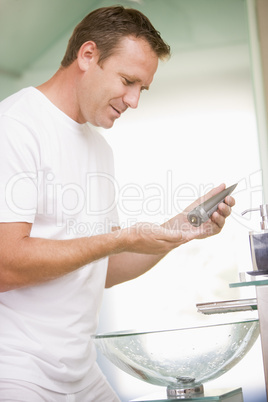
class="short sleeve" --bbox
[0,115,40,223]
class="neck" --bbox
[36,64,83,123]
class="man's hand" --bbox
[112,183,235,258]
[163,183,235,241]
[106,184,235,287]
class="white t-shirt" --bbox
[0,87,119,392]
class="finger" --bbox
[216,202,230,217]
[224,195,235,207]
[211,211,225,229]
[217,197,235,218]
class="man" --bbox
[0,6,234,401]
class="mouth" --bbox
[111,105,121,117]
[110,104,128,118]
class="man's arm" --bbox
[0,220,185,292]
[106,184,235,287]
[0,184,234,292]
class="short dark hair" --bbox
[61,5,171,67]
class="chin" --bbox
[100,119,117,129]
[87,119,113,129]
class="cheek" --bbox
[90,85,109,109]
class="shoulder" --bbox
[0,87,46,136]
[0,87,37,118]
[0,88,42,153]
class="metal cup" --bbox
[249,230,268,273]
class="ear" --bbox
[77,41,99,72]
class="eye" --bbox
[122,77,148,93]
[123,78,134,86]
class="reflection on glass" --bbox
[93,319,259,389]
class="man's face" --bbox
[77,36,159,128]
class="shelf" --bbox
[229,279,268,288]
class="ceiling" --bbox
[0,0,249,77]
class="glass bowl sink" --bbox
[92,318,259,395]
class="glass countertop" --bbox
[229,279,268,288]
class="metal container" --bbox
[242,205,268,275]
[249,230,268,275]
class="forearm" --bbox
[0,230,122,292]
[106,216,189,287]
[0,220,185,292]
[106,218,183,287]
[106,251,167,288]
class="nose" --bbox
[123,87,140,109]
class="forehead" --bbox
[105,36,158,82]
[115,35,157,60]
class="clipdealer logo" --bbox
[5,169,214,220]
[4,169,264,233]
